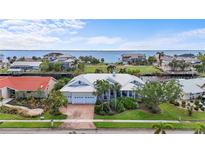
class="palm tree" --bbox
[152,123,173,134]
[178,60,191,71]
[111,82,121,109]
[94,80,110,102]
[156,52,164,67]
[194,123,205,134]
[107,65,116,73]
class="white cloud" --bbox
[0,19,86,49]
[119,27,205,50]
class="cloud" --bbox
[119,27,205,50]
[0,19,86,49]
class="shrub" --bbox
[174,102,180,106]
[120,97,138,110]
[95,103,112,115]
[116,102,125,113]
[181,101,186,108]
[194,106,199,111]
[199,104,203,108]
[96,99,102,105]
[200,106,205,111]
[95,105,103,114]
[102,103,111,113]
[150,106,161,114]
[194,100,200,106]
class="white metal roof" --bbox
[11,61,42,67]
[60,85,95,93]
[61,73,144,93]
[178,78,205,94]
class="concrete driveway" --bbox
[59,104,96,129]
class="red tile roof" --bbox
[0,76,54,91]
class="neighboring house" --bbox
[9,61,42,72]
[44,52,76,69]
[177,78,205,100]
[54,54,76,70]
[155,53,199,72]
[121,54,146,64]
[43,52,63,61]
[60,73,144,104]
[0,76,56,99]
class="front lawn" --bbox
[0,112,67,120]
[95,103,205,120]
[84,64,161,74]
[94,122,198,129]
[0,122,62,128]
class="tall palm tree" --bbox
[194,123,205,134]
[94,80,110,102]
[111,82,121,109]
[94,80,110,110]
[156,52,164,67]
[178,60,191,71]
[152,123,173,134]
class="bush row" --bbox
[95,97,138,115]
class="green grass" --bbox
[40,112,67,120]
[0,112,67,120]
[95,103,205,120]
[0,113,28,120]
[0,122,62,128]
[84,64,161,74]
[94,122,199,129]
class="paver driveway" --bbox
[59,104,96,129]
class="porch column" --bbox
[120,91,122,97]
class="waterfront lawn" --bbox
[95,103,205,120]
[94,122,198,129]
[84,64,161,74]
[0,122,62,128]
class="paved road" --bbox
[0,128,194,134]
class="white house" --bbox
[177,78,205,100]
[10,61,42,72]
[60,73,144,104]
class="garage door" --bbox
[72,96,96,104]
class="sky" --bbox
[1,19,205,50]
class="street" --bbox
[0,128,194,134]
